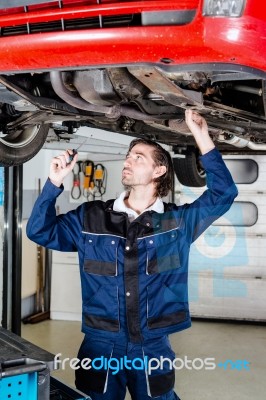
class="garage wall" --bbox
[178,155,266,322]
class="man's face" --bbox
[122,143,158,188]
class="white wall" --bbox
[23,148,56,190]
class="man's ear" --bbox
[154,165,166,178]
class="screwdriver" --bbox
[68,148,78,163]
[67,139,87,164]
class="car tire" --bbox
[173,146,206,187]
[0,124,49,167]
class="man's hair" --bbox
[128,138,174,198]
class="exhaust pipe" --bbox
[50,71,172,122]
[50,71,112,115]
[217,134,266,151]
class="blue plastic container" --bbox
[0,372,37,400]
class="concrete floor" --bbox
[22,319,266,400]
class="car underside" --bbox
[0,65,266,169]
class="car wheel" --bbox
[0,124,49,167]
[173,146,206,187]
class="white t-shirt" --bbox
[113,191,164,222]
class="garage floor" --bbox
[22,319,266,400]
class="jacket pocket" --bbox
[83,235,119,276]
[84,284,120,332]
[147,282,187,329]
[145,230,181,275]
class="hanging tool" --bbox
[94,163,107,198]
[83,160,94,199]
[71,161,82,199]
[87,180,96,201]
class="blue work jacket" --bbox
[27,148,238,343]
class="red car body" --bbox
[0,0,265,73]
